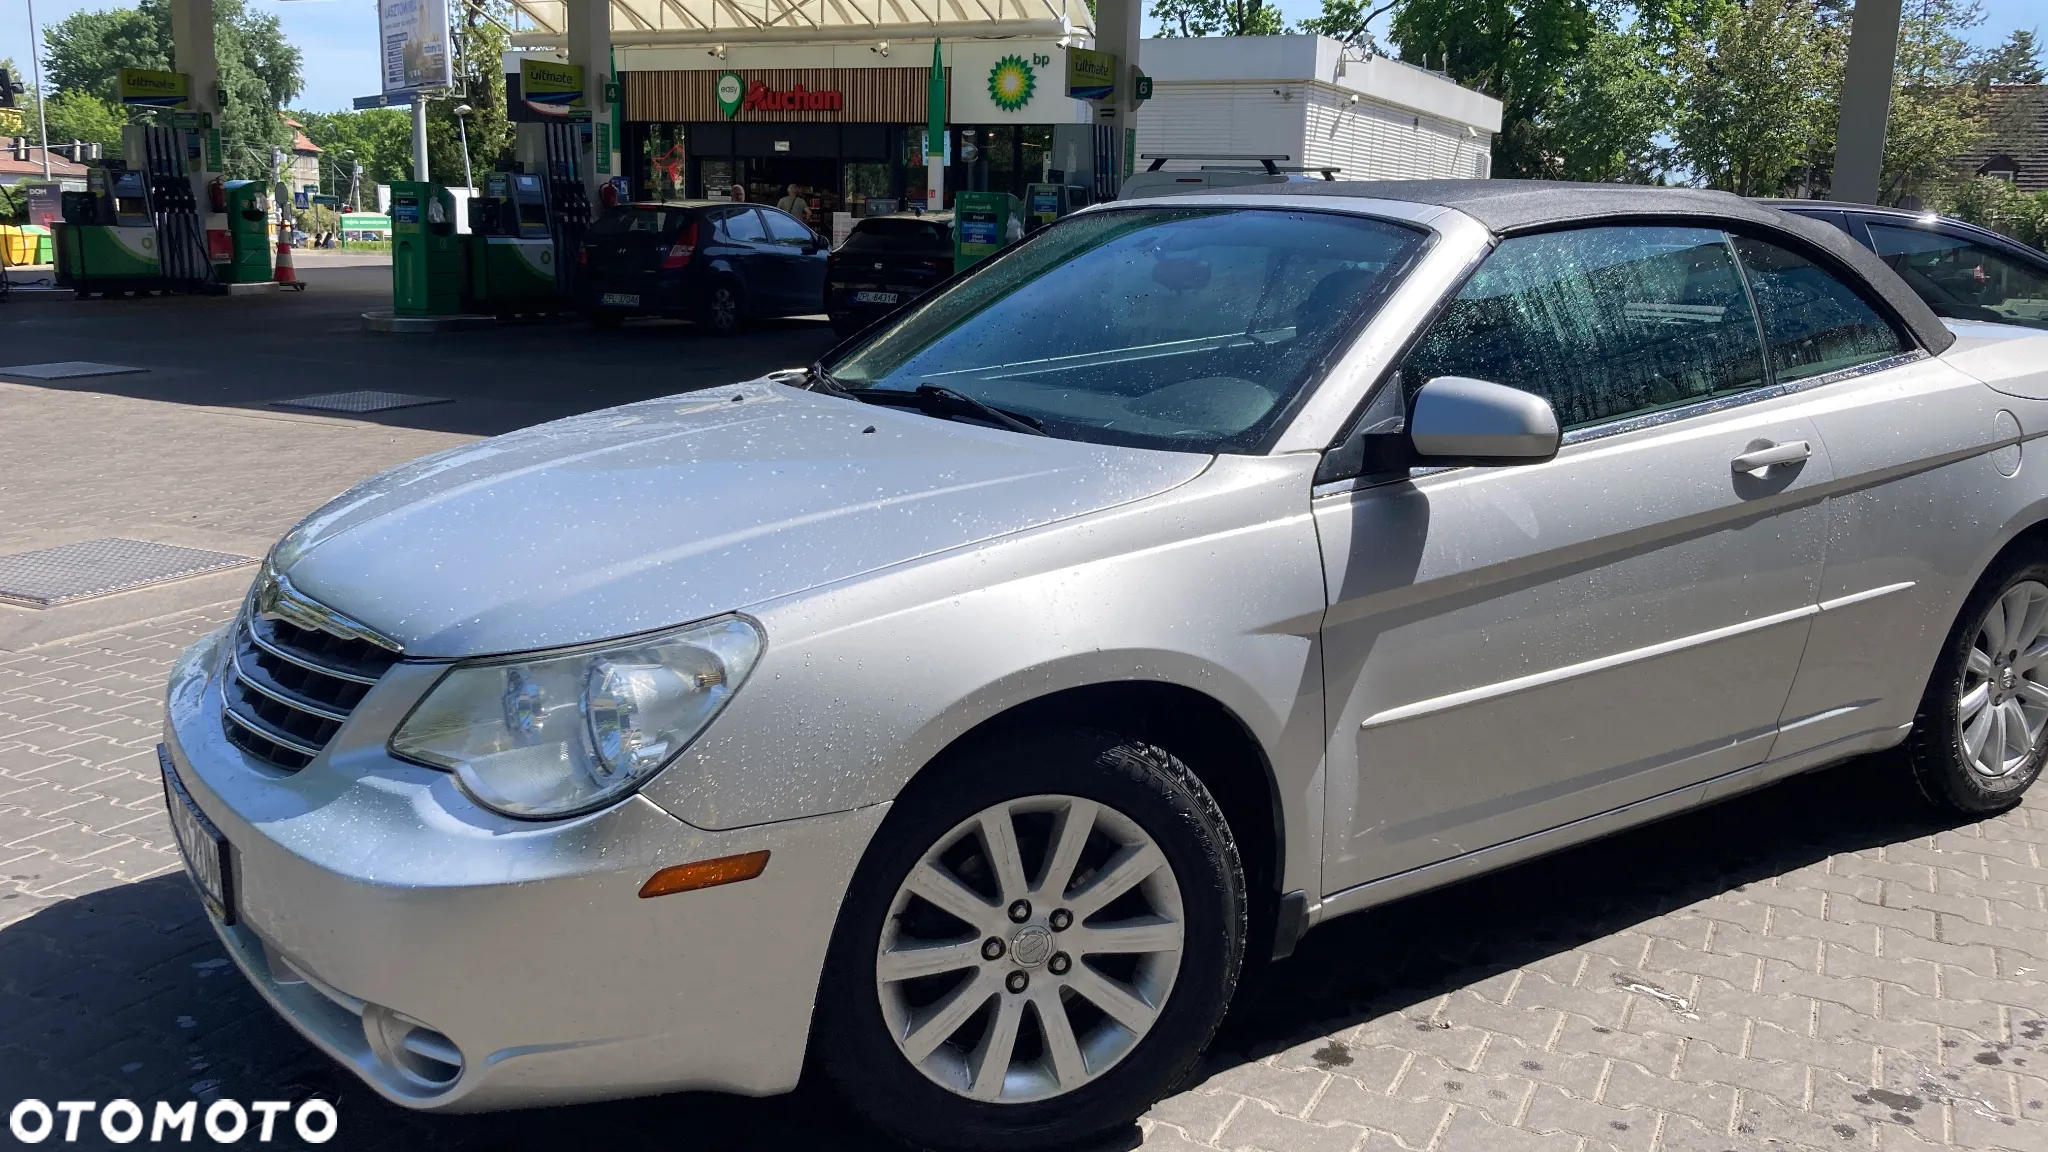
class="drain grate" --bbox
[271,391,452,414]
[0,361,148,380]
[0,539,255,608]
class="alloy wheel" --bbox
[1959,579,2048,778]
[874,794,1186,1103]
[711,287,738,329]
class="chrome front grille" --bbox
[222,568,401,770]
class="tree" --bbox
[1297,0,1395,51]
[292,109,414,197]
[1972,27,2043,84]
[1875,0,1988,204]
[37,89,128,160]
[1148,0,1286,37]
[40,0,301,180]
[425,0,514,187]
[1668,0,1841,196]
[1387,0,1598,177]
[1544,22,1670,181]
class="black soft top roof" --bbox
[1188,179,1954,354]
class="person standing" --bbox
[776,183,809,219]
[731,184,748,202]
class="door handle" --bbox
[1730,440,1811,475]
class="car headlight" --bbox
[390,616,763,819]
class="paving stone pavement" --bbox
[2,391,2046,1151]
[3,606,2044,1152]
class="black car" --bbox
[580,201,830,335]
[826,213,955,339]
[1766,199,2048,330]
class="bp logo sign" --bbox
[988,55,1036,112]
[717,72,744,119]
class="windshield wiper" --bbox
[803,362,855,398]
[803,370,1046,436]
[912,384,1046,435]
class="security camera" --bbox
[708,44,726,59]
[873,41,890,56]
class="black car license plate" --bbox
[159,745,235,925]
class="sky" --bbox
[0,0,2040,114]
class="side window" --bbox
[719,208,768,243]
[761,209,814,246]
[1867,225,2048,331]
[1402,226,1767,430]
[1731,237,1905,381]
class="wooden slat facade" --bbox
[625,68,949,123]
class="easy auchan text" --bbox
[8,1098,337,1144]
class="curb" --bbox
[361,310,498,332]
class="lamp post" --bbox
[25,0,49,179]
[452,104,474,192]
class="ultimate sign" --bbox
[744,80,844,112]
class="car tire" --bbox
[701,280,745,336]
[1906,557,2048,814]
[815,728,1245,1152]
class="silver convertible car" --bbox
[161,181,2048,1149]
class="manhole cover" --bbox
[0,361,148,380]
[271,391,452,414]
[0,539,254,609]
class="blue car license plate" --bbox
[159,745,234,924]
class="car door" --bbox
[1744,234,2021,768]
[712,206,780,313]
[760,206,829,315]
[1315,224,1835,894]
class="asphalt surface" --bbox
[0,263,2044,1152]
[0,256,842,438]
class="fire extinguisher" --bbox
[207,176,226,213]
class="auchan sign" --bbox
[743,80,843,113]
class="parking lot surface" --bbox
[1,269,2044,1151]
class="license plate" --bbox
[159,745,235,925]
[600,292,640,307]
[853,291,900,305]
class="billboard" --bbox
[380,0,452,95]
[520,59,588,120]
[1066,47,1115,102]
[117,68,189,108]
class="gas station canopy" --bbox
[507,0,1095,47]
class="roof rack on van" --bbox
[1141,153,1292,174]
[1196,164,1343,180]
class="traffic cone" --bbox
[274,235,302,289]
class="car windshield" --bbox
[824,206,1426,452]
[843,218,952,252]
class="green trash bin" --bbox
[25,226,51,265]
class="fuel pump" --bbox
[54,122,215,294]
[541,121,591,300]
[463,169,564,314]
[215,181,274,284]
[390,181,463,315]
[55,163,164,290]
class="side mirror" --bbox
[1408,376,1561,466]
[1314,373,1563,485]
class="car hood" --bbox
[273,381,1211,658]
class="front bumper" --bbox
[162,625,888,1112]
